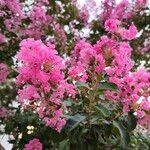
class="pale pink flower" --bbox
[0,33,5,44]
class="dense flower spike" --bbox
[16,39,75,132]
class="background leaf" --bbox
[65,114,86,132]
[113,120,130,149]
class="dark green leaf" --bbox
[113,120,130,149]
[98,82,118,91]
[76,82,89,89]
[94,104,110,117]
[58,139,70,150]
[65,114,86,132]
[124,114,137,132]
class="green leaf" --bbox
[58,139,70,150]
[92,125,106,144]
[76,82,89,89]
[113,120,130,149]
[124,114,137,132]
[65,114,86,132]
[94,104,110,117]
[98,82,118,91]
[63,99,73,107]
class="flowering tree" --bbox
[0,0,150,149]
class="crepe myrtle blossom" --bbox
[16,39,76,132]
[104,19,121,33]
[104,18,138,40]
[24,138,42,150]
[101,0,146,21]
[105,68,150,127]
[68,35,133,89]
[135,0,148,7]
[0,107,10,118]
[94,36,133,77]
[11,0,150,135]
[120,24,138,40]
[68,40,106,82]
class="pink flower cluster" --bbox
[16,39,76,132]
[120,24,138,40]
[94,36,133,77]
[1,0,24,33]
[0,33,6,44]
[11,0,150,132]
[104,19,137,40]
[68,33,134,84]
[105,68,150,127]
[0,63,9,83]
[24,3,52,39]
[24,138,42,150]
[0,107,11,118]
[102,0,147,22]
[102,19,150,127]
[136,0,148,7]
[67,23,149,128]
[104,19,121,33]
[68,34,134,87]
[67,40,105,82]
[0,0,51,39]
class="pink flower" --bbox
[18,85,39,103]
[56,118,66,133]
[0,33,6,44]
[0,107,9,118]
[120,24,138,40]
[123,103,130,113]
[135,0,148,7]
[104,19,120,32]
[102,0,133,21]
[137,110,145,119]
[24,138,42,150]
[141,100,150,111]
[68,62,86,82]
[105,67,150,127]
[79,5,89,24]
[44,109,66,132]
[16,39,73,132]
[16,38,64,86]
